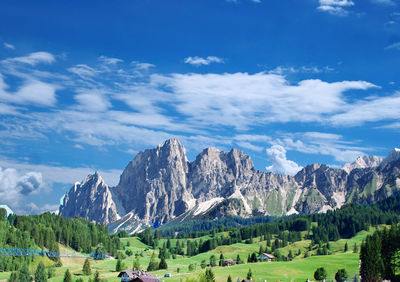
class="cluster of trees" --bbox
[360,224,400,281]
[0,210,120,272]
[7,261,56,282]
[312,267,349,282]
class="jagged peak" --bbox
[81,171,106,187]
[382,148,400,164]
[342,155,383,173]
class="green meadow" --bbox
[0,227,376,282]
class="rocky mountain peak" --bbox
[342,155,383,173]
[59,172,121,224]
[383,148,400,164]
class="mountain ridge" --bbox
[58,139,400,233]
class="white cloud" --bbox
[386,42,400,50]
[3,52,55,66]
[273,132,368,163]
[3,43,15,50]
[236,141,264,152]
[371,0,396,5]
[151,72,376,129]
[68,64,99,79]
[268,65,334,75]
[0,167,45,211]
[98,55,123,65]
[330,92,400,126]
[317,0,354,16]
[265,145,302,175]
[184,56,224,66]
[74,91,111,112]
[0,75,57,106]
[131,61,155,70]
[0,157,122,187]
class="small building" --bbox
[118,270,159,282]
[223,259,237,267]
[259,253,276,262]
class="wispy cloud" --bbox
[3,43,15,50]
[317,0,355,16]
[184,56,224,66]
[3,52,55,66]
[371,0,396,6]
[386,42,400,50]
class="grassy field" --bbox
[0,226,378,282]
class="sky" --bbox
[0,0,400,215]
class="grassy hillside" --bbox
[0,227,378,282]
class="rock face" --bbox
[58,172,123,224]
[58,140,400,233]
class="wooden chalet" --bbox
[118,270,159,282]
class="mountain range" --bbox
[58,139,400,233]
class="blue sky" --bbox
[0,0,400,214]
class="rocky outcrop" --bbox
[342,155,383,173]
[58,140,400,233]
[58,172,123,224]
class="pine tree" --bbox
[35,261,47,282]
[133,257,141,270]
[116,258,123,272]
[227,275,232,282]
[7,272,18,282]
[147,252,158,271]
[18,264,31,282]
[63,269,72,282]
[219,253,224,266]
[83,258,91,275]
[353,243,358,253]
[93,271,101,282]
[159,255,168,270]
[205,268,215,282]
[344,242,348,252]
[247,268,253,280]
[236,254,241,264]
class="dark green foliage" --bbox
[314,267,327,281]
[247,268,253,280]
[83,258,91,275]
[344,242,348,252]
[47,268,55,278]
[335,269,348,282]
[93,270,101,282]
[0,208,6,221]
[76,279,84,282]
[227,274,232,282]
[209,255,216,267]
[202,268,215,282]
[360,231,385,281]
[133,257,140,270]
[159,255,168,270]
[7,272,18,282]
[188,263,195,271]
[353,243,358,253]
[236,254,242,264]
[219,253,224,266]
[0,212,119,272]
[63,269,72,282]
[125,248,133,256]
[147,252,158,271]
[35,261,47,282]
[201,259,207,269]
[116,258,123,272]
[18,264,31,282]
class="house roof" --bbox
[118,270,157,281]
[262,253,276,259]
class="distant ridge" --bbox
[58,139,400,233]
